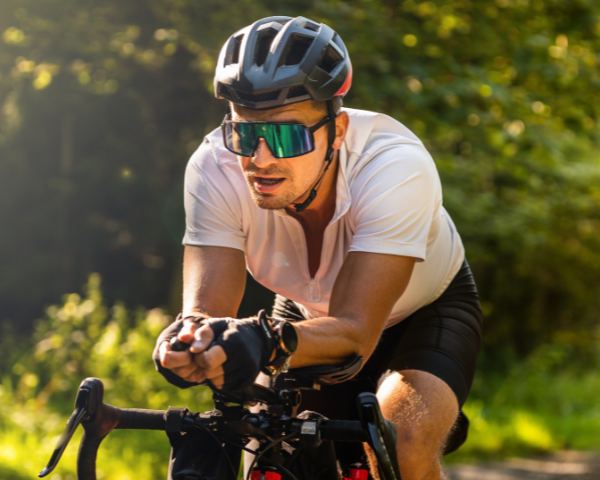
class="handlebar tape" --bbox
[77,408,167,480]
[115,409,166,430]
[321,420,366,442]
[77,432,104,480]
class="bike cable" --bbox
[218,435,258,456]
[192,423,239,479]
[245,432,300,480]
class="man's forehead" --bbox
[232,101,323,122]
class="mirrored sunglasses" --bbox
[221,115,330,159]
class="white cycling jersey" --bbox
[183,108,464,328]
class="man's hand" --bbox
[159,320,228,389]
[156,316,274,392]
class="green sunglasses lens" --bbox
[224,122,315,158]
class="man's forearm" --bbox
[182,245,247,318]
[288,253,414,369]
[290,316,381,368]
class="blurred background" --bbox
[1,0,599,478]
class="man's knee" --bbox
[378,370,458,429]
[375,370,459,479]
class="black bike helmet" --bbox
[214,16,352,110]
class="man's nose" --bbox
[252,138,278,169]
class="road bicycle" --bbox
[39,352,402,480]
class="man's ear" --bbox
[332,111,350,150]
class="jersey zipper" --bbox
[285,214,335,303]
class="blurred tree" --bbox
[0,0,221,323]
[1,0,599,360]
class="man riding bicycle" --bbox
[155,16,482,480]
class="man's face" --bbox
[231,101,331,210]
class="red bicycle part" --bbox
[350,466,369,480]
[250,470,281,480]
[264,471,282,480]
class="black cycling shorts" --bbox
[271,259,482,455]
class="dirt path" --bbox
[448,452,600,480]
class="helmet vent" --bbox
[287,85,309,99]
[282,34,314,66]
[318,44,343,74]
[236,89,281,104]
[225,34,243,65]
[332,34,345,50]
[254,29,278,67]
[218,84,231,98]
[298,20,320,32]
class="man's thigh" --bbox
[373,293,481,456]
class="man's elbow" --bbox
[342,316,382,361]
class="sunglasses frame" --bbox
[221,114,331,159]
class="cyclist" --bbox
[155,16,482,480]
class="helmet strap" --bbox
[293,100,337,213]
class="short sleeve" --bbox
[348,144,441,261]
[182,140,245,251]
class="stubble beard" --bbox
[241,165,290,210]
[243,167,316,211]
[248,185,298,210]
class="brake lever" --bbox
[357,392,402,480]
[38,378,104,477]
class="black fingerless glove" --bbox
[205,317,275,392]
[153,315,201,389]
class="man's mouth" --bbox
[254,176,285,193]
[256,177,284,186]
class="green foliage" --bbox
[1,0,599,359]
[1,274,214,479]
[0,0,219,322]
[449,340,600,462]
